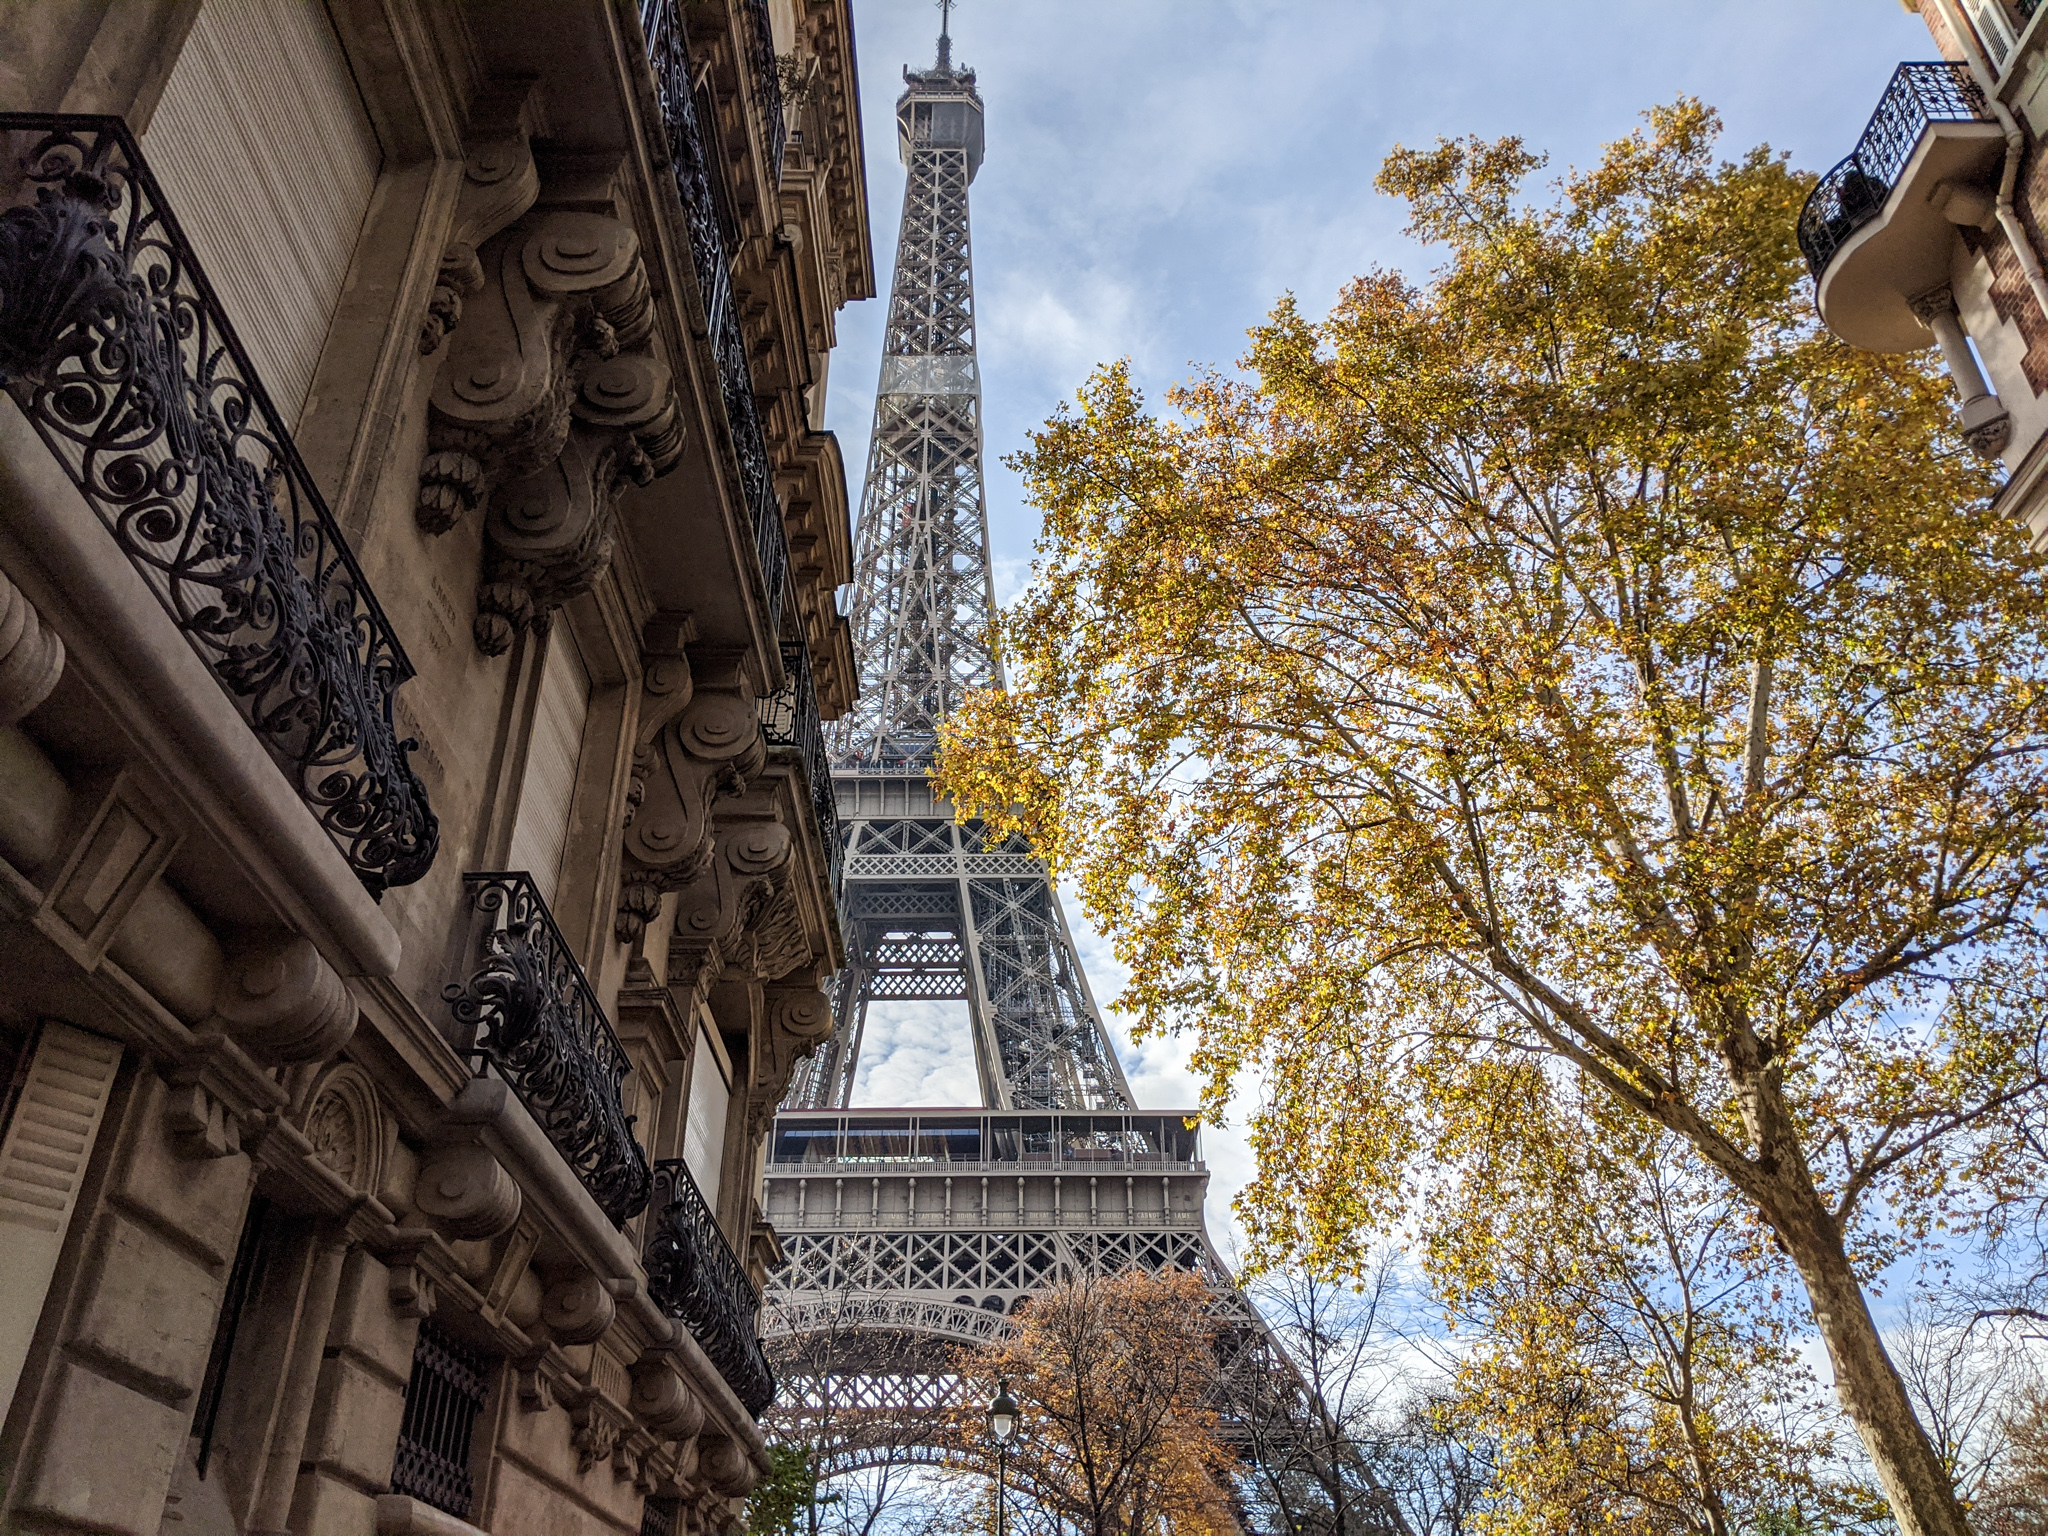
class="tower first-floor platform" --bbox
[761,1106,1221,1333]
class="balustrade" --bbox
[639,0,791,639]
[759,639,844,897]
[0,115,437,894]
[1797,63,1990,277]
[644,1158,776,1415]
[742,0,787,184]
[444,873,652,1226]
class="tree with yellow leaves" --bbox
[938,101,2048,1536]
[961,1267,1238,1536]
[1431,1102,1884,1535]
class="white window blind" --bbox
[683,1021,731,1203]
[142,0,382,423]
[507,623,592,908]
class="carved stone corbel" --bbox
[665,819,792,1004]
[617,657,766,943]
[415,208,684,652]
[539,1269,616,1344]
[747,984,831,1137]
[413,1140,522,1240]
[419,81,542,355]
[629,1354,705,1442]
[0,566,63,726]
[210,935,356,1063]
[696,1434,758,1498]
[740,876,813,984]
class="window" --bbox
[506,623,592,907]
[915,1117,982,1162]
[772,1120,840,1163]
[844,1118,911,1161]
[391,1318,488,1518]
[682,1019,731,1198]
[141,0,382,423]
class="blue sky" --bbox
[824,0,1936,1246]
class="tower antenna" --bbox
[936,0,954,72]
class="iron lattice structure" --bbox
[800,24,1129,1115]
[763,27,1371,1524]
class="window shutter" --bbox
[0,1023,123,1421]
[683,1020,731,1201]
[506,624,593,907]
[142,0,382,423]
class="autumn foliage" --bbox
[961,1267,1237,1536]
[938,102,2048,1536]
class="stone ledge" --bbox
[0,397,401,981]
[376,1492,490,1536]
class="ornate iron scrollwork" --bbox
[0,115,438,895]
[760,638,843,899]
[645,1157,776,1415]
[742,0,787,185]
[446,872,652,1226]
[638,0,791,637]
[1797,63,1989,278]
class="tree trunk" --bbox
[1775,1192,1970,1536]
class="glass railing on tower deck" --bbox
[0,115,438,896]
[770,1112,1207,1170]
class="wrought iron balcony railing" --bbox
[742,0,788,186]
[645,1157,776,1415]
[640,0,791,640]
[0,115,438,895]
[760,638,844,897]
[445,872,652,1226]
[1797,63,1991,279]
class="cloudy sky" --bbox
[823,0,1934,1247]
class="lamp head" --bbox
[987,1378,1019,1443]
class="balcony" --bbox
[444,872,652,1226]
[644,1158,776,1415]
[0,115,437,895]
[759,638,844,899]
[1798,63,2003,351]
[639,0,794,641]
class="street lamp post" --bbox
[986,1378,1019,1536]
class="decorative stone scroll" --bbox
[416,208,684,653]
[665,820,792,1003]
[747,985,831,1138]
[420,84,541,354]
[0,567,63,727]
[616,652,765,944]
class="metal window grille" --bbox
[640,1497,679,1536]
[390,1319,489,1517]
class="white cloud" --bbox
[849,1000,985,1106]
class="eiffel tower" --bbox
[759,15,1366,1518]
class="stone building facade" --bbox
[1802,0,2048,536]
[0,2,872,1534]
